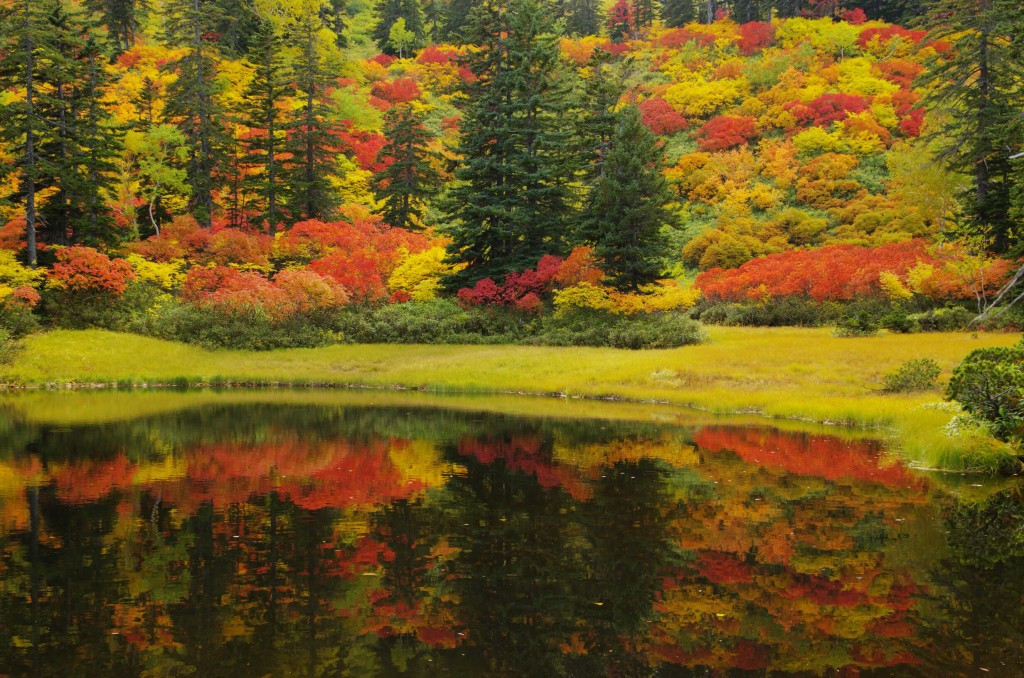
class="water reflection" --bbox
[0,400,1020,676]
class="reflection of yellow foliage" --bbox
[388,439,452,489]
[132,455,188,484]
[554,437,698,468]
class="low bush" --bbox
[533,310,705,349]
[336,299,528,344]
[881,358,941,393]
[0,328,16,364]
[908,306,974,332]
[947,343,1024,442]
[697,298,842,326]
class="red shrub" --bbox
[51,246,136,296]
[695,116,759,151]
[370,77,422,104]
[417,45,457,64]
[309,251,390,303]
[658,28,717,49]
[840,7,867,24]
[639,97,688,135]
[371,53,396,67]
[737,22,775,56]
[858,26,927,50]
[129,216,211,262]
[785,93,870,128]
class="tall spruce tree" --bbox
[578,104,673,291]
[442,0,574,289]
[441,0,475,43]
[564,0,601,36]
[660,0,694,27]
[280,0,342,223]
[0,0,60,266]
[83,0,140,53]
[240,17,292,234]
[372,0,425,55]
[373,103,439,231]
[921,0,1024,253]
[162,0,229,227]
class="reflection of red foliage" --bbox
[696,551,754,584]
[52,456,137,503]
[732,639,770,671]
[693,427,925,488]
[456,435,590,500]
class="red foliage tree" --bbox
[371,77,422,104]
[840,7,867,24]
[695,116,759,151]
[417,45,457,64]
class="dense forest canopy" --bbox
[0,0,1021,347]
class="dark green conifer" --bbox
[240,18,292,234]
[162,0,229,227]
[442,0,574,289]
[578,104,674,292]
[660,0,694,28]
[373,104,439,231]
[372,0,425,55]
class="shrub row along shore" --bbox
[1,327,1018,474]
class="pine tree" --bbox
[578,104,673,292]
[921,0,1024,253]
[240,17,292,234]
[373,104,439,231]
[564,0,600,36]
[322,0,348,47]
[441,0,475,43]
[372,0,425,55]
[442,0,574,289]
[0,0,60,267]
[83,0,140,53]
[660,0,694,27]
[280,0,342,223]
[162,0,229,227]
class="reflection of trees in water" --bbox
[925,489,1024,674]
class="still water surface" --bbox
[0,393,1021,676]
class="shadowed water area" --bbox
[0,392,1021,676]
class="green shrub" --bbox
[947,343,1024,442]
[336,299,529,344]
[881,358,941,393]
[697,298,841,327]
[880,309,917,334]
[533,311,705,349]
[908,306,974,332]
[833,309,880,337]
[0,301,39,338]
[133,301,338,350]
[0,328,16,365]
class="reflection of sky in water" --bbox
[0,398,1021,676]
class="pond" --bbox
[0,391,1021,676]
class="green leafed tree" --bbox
[373,103,439,231]
[442,0,575,289]
[578,103,674,292]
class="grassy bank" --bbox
[1,327,1018,471]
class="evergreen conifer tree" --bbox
[578,104,673,291]
[372,0,425,55]
[162,0,229,227]
[240,17,292,234]
[83,0,140,53]
[373,104,439,231]
[280,0,342,222]
[564,0,600,36]
[921,0,1023,253]
[441,0,475,43]
[660,0,694,27]
[442,0,575,289]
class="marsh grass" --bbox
[2,327,1018,471]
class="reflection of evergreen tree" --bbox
[440,438,581,676]
[0,488,138,675]
[925,490,1024,672]
[570,459,675,676]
